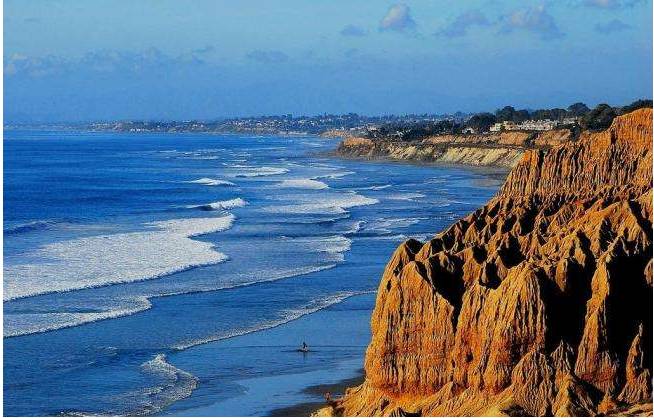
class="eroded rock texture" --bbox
[329,109,653,416]
[335,129,573,168]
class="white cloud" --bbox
[435,10,490,38]
[379,3,416,32]
[499,5,563,40]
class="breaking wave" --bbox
[354,184,392,191]
[274,179,329,190]
[363,217,426,235]
[264,193,379,215]
[185,178,235,187]
[4,215,235,301]
[232,166,289,178]
[386,192,426,201]
[173,290,373,350]
[113,354,199,416]
[4,296,153,338]
[312,171,355,180]
[186,198,247,211]
[5,263,343,338]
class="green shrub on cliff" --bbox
[465,113,496,133]
[620,99,653,114]
[581,103,617,131]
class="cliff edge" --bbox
[335,129,573,168]
[322,109,653,416]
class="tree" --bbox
[495,106,529,122]
[581,104,617,131]
[466,113,496,133]
[620,99,653,114]
[513,109,530,123]
[531,109,552,120]
[495,106,516,122]
[567,102,590,117]
[531,108,567,121]
[547,108,568,121]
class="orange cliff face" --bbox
[327,109,653,417]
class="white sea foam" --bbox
[343,220,365,235]
[387,192,427,201]
[4,296,152,337]
[176,153,222,160]
[6,263,339,338]
[265,193,379,215]
[312,171,355,180]
[365,217,426,234]
[314,235,352,254]
[282,235,352,262]
[359,233,432,242]
[309,162,340,168]
[160,149,226,161]
[275,179,329,190]
[410,233,434,242]
[121,354,199,416]
[186,178,235,187]
[146,215,234,236]
[186,198,247,211]
[4,215,235,301]
[232,166,289,178]
[173,290,373,350]
[354,184,392,191]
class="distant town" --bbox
[83,112,466,136]
[5,100,651,142]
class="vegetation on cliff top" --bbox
[362,99,652,142]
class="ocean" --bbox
[3,130,501,416]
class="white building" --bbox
[562,117,579,125]
[490,119,562,132]
[519,119,559,131]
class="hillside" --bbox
[318,109,653,416]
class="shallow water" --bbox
[4,130,502,416]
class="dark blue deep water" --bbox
[4,130,502,416]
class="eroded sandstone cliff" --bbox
[323,109,653,416]
[335,129,573,169]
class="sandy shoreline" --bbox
[269,372,365,417]
[165,293,375,416]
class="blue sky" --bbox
[4,0,653,122]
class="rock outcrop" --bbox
[335,129,573,168]
[323,109,653,416]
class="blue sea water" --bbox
[3,130,502,416]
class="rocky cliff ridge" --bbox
[321,109,653,416]
[335,129,573,168]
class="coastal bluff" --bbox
[318,109,653,416]
[332,129,573,168]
